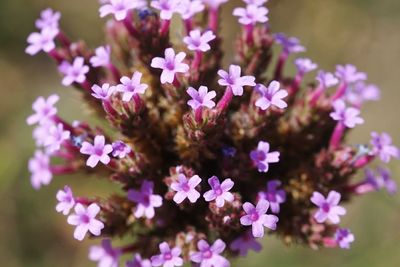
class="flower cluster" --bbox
[26,1,398,266]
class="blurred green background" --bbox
[0,0,399,266]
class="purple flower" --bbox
[28,150,53,190]
[190,239,230,267]
[365,168,397,195]
[171,174,202,204]
[316,71,339,88]
[310,191,346,224]
[56,185,75,215]
[177,0,205,20]
[250,141,280,173]
[335,64,367,84]
[33,121,53,146]
[294,58,318,75]
[187,86,216,110]
[100,0,146,21]
[203,176,234,208]
[35,8,61,30]
[334,228,354,249]
[90,45,111,68]
[117,72,148,101]
[89,239,121,267]
[345,82,380,107]
[254,80,288,110]
[274,33,305,55]
[25,27,58,55]
[92,83,116,100]
[151,48,189,84]
[44,123,71,153]
[233,4,269,25]
[151,242,183,267]
[127,254,152,267]
[67,203,105,241]
[330,99,364,128]
[80,135,113,168]
[112,141,132,158]
[240,199,279,238]
[202,0,228,10]
[370,132,399,163]
[27,94,59,125]
[128,180,163,219]
[217,65,256,96]
[244,0,267,6]
[58,57,90,86]
[258,180,286,214]
[230,231,262,257]
[183,29,216,52]
[151,0,181,20]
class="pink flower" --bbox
[183,29,216,52]
[27,94,59,125]
[151,48,189,84]
[151,0,181,20]
[117,72,148,101]
[217,65,256,96]
[370,132,399,163]
[33,121,53,146]
[35,8,61,30]
[334,228,355,249]
[56,186,75,215]
[112,141,132,158]
[177,0,205,20]
[250,141,280,173]
[171,174,202,204]
[203,176,234,208]
[67,203,105,241]
[335,64,367,84]
[44,123,71,154]
[230,231,262,256]
[91,83,116,100]
[190,239,230,267]
[28,150,53,190]
[187,86,216,110]
[80,135,113,168]
[274,33,305,55]
[294,58,318,75]
[233,4,269,25]
[316,71,339,89]
[25,27,58,55]
[100,0,147,21]
[330,99,364,128]
[254,80,288,110]
[128,180,163,219]
[151,242,183,267]
[58,57,90,86]
[90,45,111,67]
[89,239,121,267]
[240,199,278,238]
[127,254,152,267]
[310,191,346,224]
[258,180,286,214]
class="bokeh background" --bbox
[0,0,399,266]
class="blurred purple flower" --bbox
[80,135,113,168]
[151,242,183,267]
[310,191,346,224]
[250,141,280,173]
[128,180,163,219]
[58,57,90,86]
[56,185,75,215]
[218,65,256,96]
[171,174,202,204]
[203,176,234,207]
[254,80,288,110]
[190,239,230,267]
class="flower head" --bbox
[250,141,280,173]
[190,239,230,267]
[67,203,104,241]
[203,176,234,207]
[27,94,59,125]
[335,64,367,84]
[128,180,163,219]
[112,141,132,158]
[345,82,380,106]
[58,57,90,86]
[294,58,318,75]
[187,86,216,110]
[117,72,148,101]
[151,48,189,84]
[177,0,205,20]
[230,231,262,257]
[258,180,286,214]
[218,65,256,96]
[90,45,111,67]
[80,135,113,168]
[151,0,181,20]
[365,168,397,195]
[274,33,305,55]
[89,239,121,267]
[233,4,269,25]
[28,150,53,190]
[92,83,116,100]
[334,228,355,249]
[370,132,399,163]
[35,8,61,30]
[100,0,146,21]
[56,185,75,215]
[183,29,216,52]
[171,174,202,204]
[127,254,152,267]
[310,191,346,224]
[254,80,288,110]
[151,242,183,267]
[240,199,278,238]
[330,99,364,128]
[25,27,58,55]
[44,123,71,153]
[316,71,339,88]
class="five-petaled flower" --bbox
[128,180,163,219]
[334,228,355,249]
[89,239,121,267]
[230,231,262,257]
[316,70,339,89]
[250,141,280,173]
[27,94,59,125]
[203,176,234,208]
[295,58,318,75]
[365,168,397,195]
[151,242,183,267]
[25,27,58,55]
[254,80,288,110]
[187,86,216,110]
[67,203,105,241]
[56,185,75,215]
[151,0,181,20]
[111,141,131,158]
[151,48,189,84]
[330,99,364,128]
[58,57,90,86]
[183,29,216,52]
[90,45,111,67]
[370,132,399,163]
[80,135,113,168]
[100,0,146,21]
[258,180,286,214]
[171,174,202,204]
[91,83,116,100]
[44,123,70,154]
[190,239,230,267]
[274,33,305,55]
[116,72,148,102]
[35,8,61,30]
[28,150,53,190]
[335,64,367,84]
[218,65,256,96]
[233,4,269,25]
[240,199,279,238]
[310,190,346,224]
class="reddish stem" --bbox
[107,63,121,83]
[160,20,171,37]
[123,15,139,38]
[216,87,233,113]
[309,85,324,107]
[195,107,203,123]
[329,122,345,150]
[245,24,254,46]
[209,8,218,32]
[274,52,288,81]
[331,82,347,101]
[56,31,71,47]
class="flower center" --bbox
[182,183,191,192]
[267,192,276,202]
[163,252,172,260]
[321,202,330,213]
[250,211,259,222]
[165,61,175,71]
[202,249,213,259]
[214,187,223,196]
[95,147,104,156]
[80,214,90,224]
